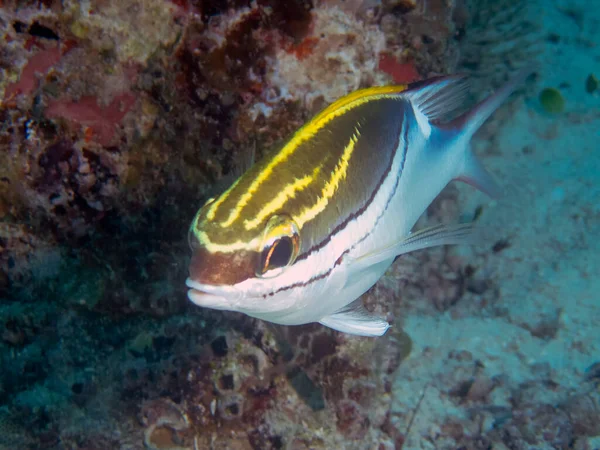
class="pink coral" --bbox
[3,45,62,103]
[378,53,421,83]
[45,93,137,146]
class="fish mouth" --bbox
[186,278,240,311]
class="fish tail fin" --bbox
[438,67,534,198]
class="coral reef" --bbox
[0,302,407,448]
[456,0,542,90]
[0,0,468,291]
[0,0,465,448]
[0,0,455,289]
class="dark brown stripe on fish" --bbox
[271,109,411,295]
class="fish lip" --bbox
[186,278,239,310]
[186,278,221,294]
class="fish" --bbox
[186,70,531,337]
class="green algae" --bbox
[586,74,598,93]
[539,87,565,113]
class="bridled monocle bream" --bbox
[186,70,531,337]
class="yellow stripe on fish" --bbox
[293,126,360,228]
[243,163,323,230]
[215,86,407,228]
[193,86,409,254]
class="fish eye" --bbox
[257,215,300,278]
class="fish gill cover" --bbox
[0,0,599,449]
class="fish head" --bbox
[187,195,311,318]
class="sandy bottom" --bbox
[390,0,600,447]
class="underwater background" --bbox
[0,0,599,449]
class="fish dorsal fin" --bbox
[319,299,390,337]
[405,74,471,124]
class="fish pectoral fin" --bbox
[350,222,482,271]
[319,300,390,337]
[406,74,471,123]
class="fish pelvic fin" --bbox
[444,67,534,198]
[319,299,390,337]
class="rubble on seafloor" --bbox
[370,190,600,449]
[1,0,598,449]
